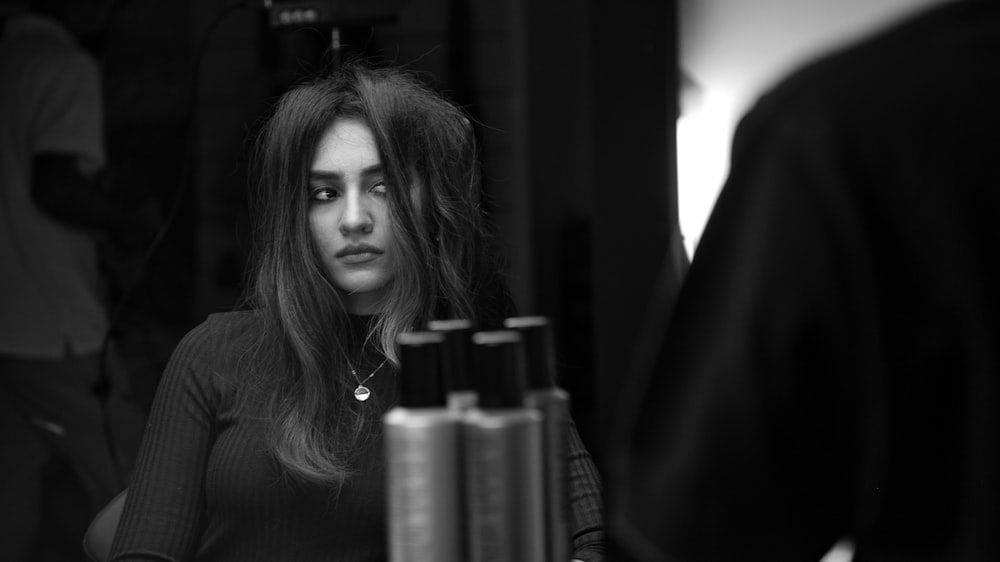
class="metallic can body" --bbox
[525,388,571,562]
[385,408,463,562]
[462,408,545,562]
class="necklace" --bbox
[349,357,388,402]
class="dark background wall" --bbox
[99,0,684,470]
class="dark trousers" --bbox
[0,351,134,561]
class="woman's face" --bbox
[308,118,397,314]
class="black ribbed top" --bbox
[108,312,608,561]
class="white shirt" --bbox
[0,14,109,358]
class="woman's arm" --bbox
[109,319,222,561]
[566,419,606,562]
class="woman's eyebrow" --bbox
[309,170,342,183]
[309,164,383,182]
[360,164,383,178]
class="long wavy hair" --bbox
[239,60,513,483]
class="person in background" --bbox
[0,0,155,559]
[108,60,606,561]
[609,0,1000,560]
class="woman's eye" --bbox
[311,187,339,201]
[369,181,388,196]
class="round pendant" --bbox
[353,385,371,402]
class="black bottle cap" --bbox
[472,330,526,408]
[396,331,446,408]
[427,318,474,393]
[503,316,556,389]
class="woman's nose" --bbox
[339,192,374,235]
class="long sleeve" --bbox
[107,312,389,562]
[567,419,606,561]
[109,319,221,561]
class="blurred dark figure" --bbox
[609,0,1000,560]
[0,0,155,559]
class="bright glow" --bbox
[676,88,737,257]
[819,540,855,562]
[675,0,946,259]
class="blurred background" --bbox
[27,0,941,475]
[78,0,685,470]
[5,0,953,558]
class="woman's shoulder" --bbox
[201,309,264,337]
[179,309,260,340]
[170,310,265,370]
[165,310,267,400]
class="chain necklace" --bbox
[349,357,389,402]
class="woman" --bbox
[108,61,605,561]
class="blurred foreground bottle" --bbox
[428,318,477,410]
[384,331,463,562]
[505,316,571,562]
[463,330,545,562]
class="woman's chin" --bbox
[337,285,389,314]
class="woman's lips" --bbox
[339,252,380,264]
[336,245,383,264]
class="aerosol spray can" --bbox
[463,330,545,562]
[504,316,571,562]
[384,331,463,562]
